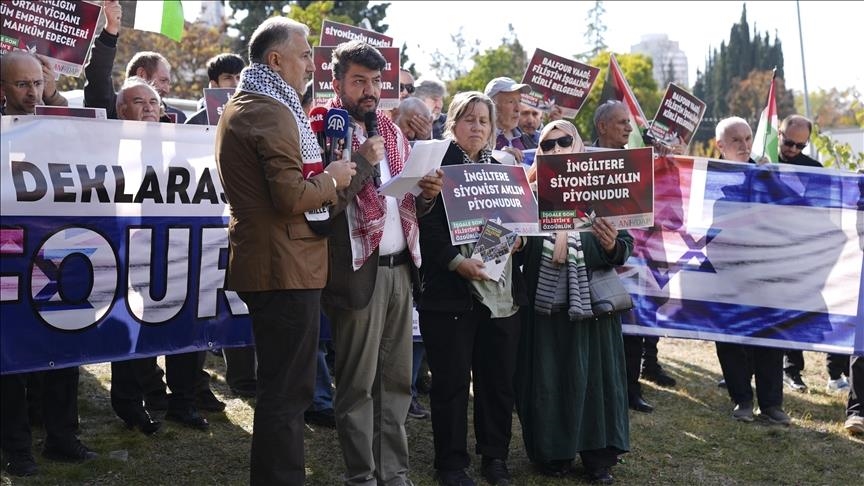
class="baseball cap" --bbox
[484,77,530,98]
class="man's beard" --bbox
[343,95,379,121]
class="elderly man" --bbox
[1,51,97,478]
[518,103,543,145]
[215,17,357,485]
[713,116,790,426]
[485,77,537,163]
[593,100,677,414]
[395,96,433,142]
[84,0,185,122]
[414,76,448,139]
[322,40,443,486]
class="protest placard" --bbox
[520,48,600,119]
[535,147,654,231]
[646,83,707,148]
[204,87,235,126]
[440,164,538,245]
[319,19,394,48]
[0,0,102,77]
[312,45,400,109]
[35,105,106,119]
[469,219,519,281]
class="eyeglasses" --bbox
[11,79,44,90]
[400,83,415,94]
[539,135,574,152]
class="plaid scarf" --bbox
[325,98,419,270]
[238,64,329,222]
[534,232,593,320]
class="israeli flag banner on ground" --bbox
[620,156,864,356]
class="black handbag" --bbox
[588,267,633,315]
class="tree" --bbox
[228,1,390,46]
[570,51,662,142]
[579,1,607,60]
[692,4,788,143]
[428,27,480,81]
[447,25,527,96]
[57,22,238,100]
[726,69,795,123]
[795,87,863,129]
[400,42,416,76]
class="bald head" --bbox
[395,97,431,141]
[1,51,44,115]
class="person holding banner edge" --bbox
[592,100,677,415]
[417,91,526,486]
[517,119,631,483]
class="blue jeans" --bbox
[411,341,426,399]
[311,341,334,411]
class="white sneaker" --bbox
[845,415,864,435]
[826,377,850,393]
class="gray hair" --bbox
[395,96,430,124]
[414,77,447,100]
[715,116,750,140]
[443,91,497,149]
[116,76,160,114]
[248,17,310,64]
[593,99,626,130]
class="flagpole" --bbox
[796,1,813,155]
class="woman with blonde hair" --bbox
[515,120,631,484]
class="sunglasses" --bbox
[539,135,574,152]
[781,139,808,150]
[400,83,415,94]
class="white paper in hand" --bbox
[378,139,449,197]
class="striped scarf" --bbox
[325,98,419,270]
[534,232,593,320]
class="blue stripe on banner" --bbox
[622,294,859,354]
[0,215,252,374]
[703,160,862,210]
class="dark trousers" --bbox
[1,367,79,453]
[716,342,783,409]
[111,352,198,413]
[241,289,320,486]
[419,304,521,472]
[827,353,850,380]
[623,335,643,399]
[784,351,850,380]
[580,447,622,471]
[848,355,863,418]
[223,346,258,390]
[783,349,805,376]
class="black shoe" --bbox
[42,439,98,462]
[229,383,257,398]
[435,469,475,486]
[629,396,654,413]
[587,467,614,485]
[481,457,511,485]
[144,391,169,412]
[642,368,677,387]
[536,459,572,477]
[115,402,161,435]
[304,408,336,428]
[165,407,209,430]
[196,389,226,412]
[4,449,37,476]
[408,397,431,419]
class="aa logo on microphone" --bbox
[327,116,345,131]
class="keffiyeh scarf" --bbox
[325,98,419,270]
[238,63,329,222]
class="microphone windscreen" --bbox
[325,108,350,140]
[309,106,327,134]
[364,111,378,137]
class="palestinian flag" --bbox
[120,1,185,42]
[750,68,779,163]
[598,53,648,148]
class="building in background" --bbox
[631,34,689,89]
[196,0,226,29]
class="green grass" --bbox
[2,339,862,485]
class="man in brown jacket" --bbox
[214,17,362,486]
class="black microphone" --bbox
[364,111,381,188]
